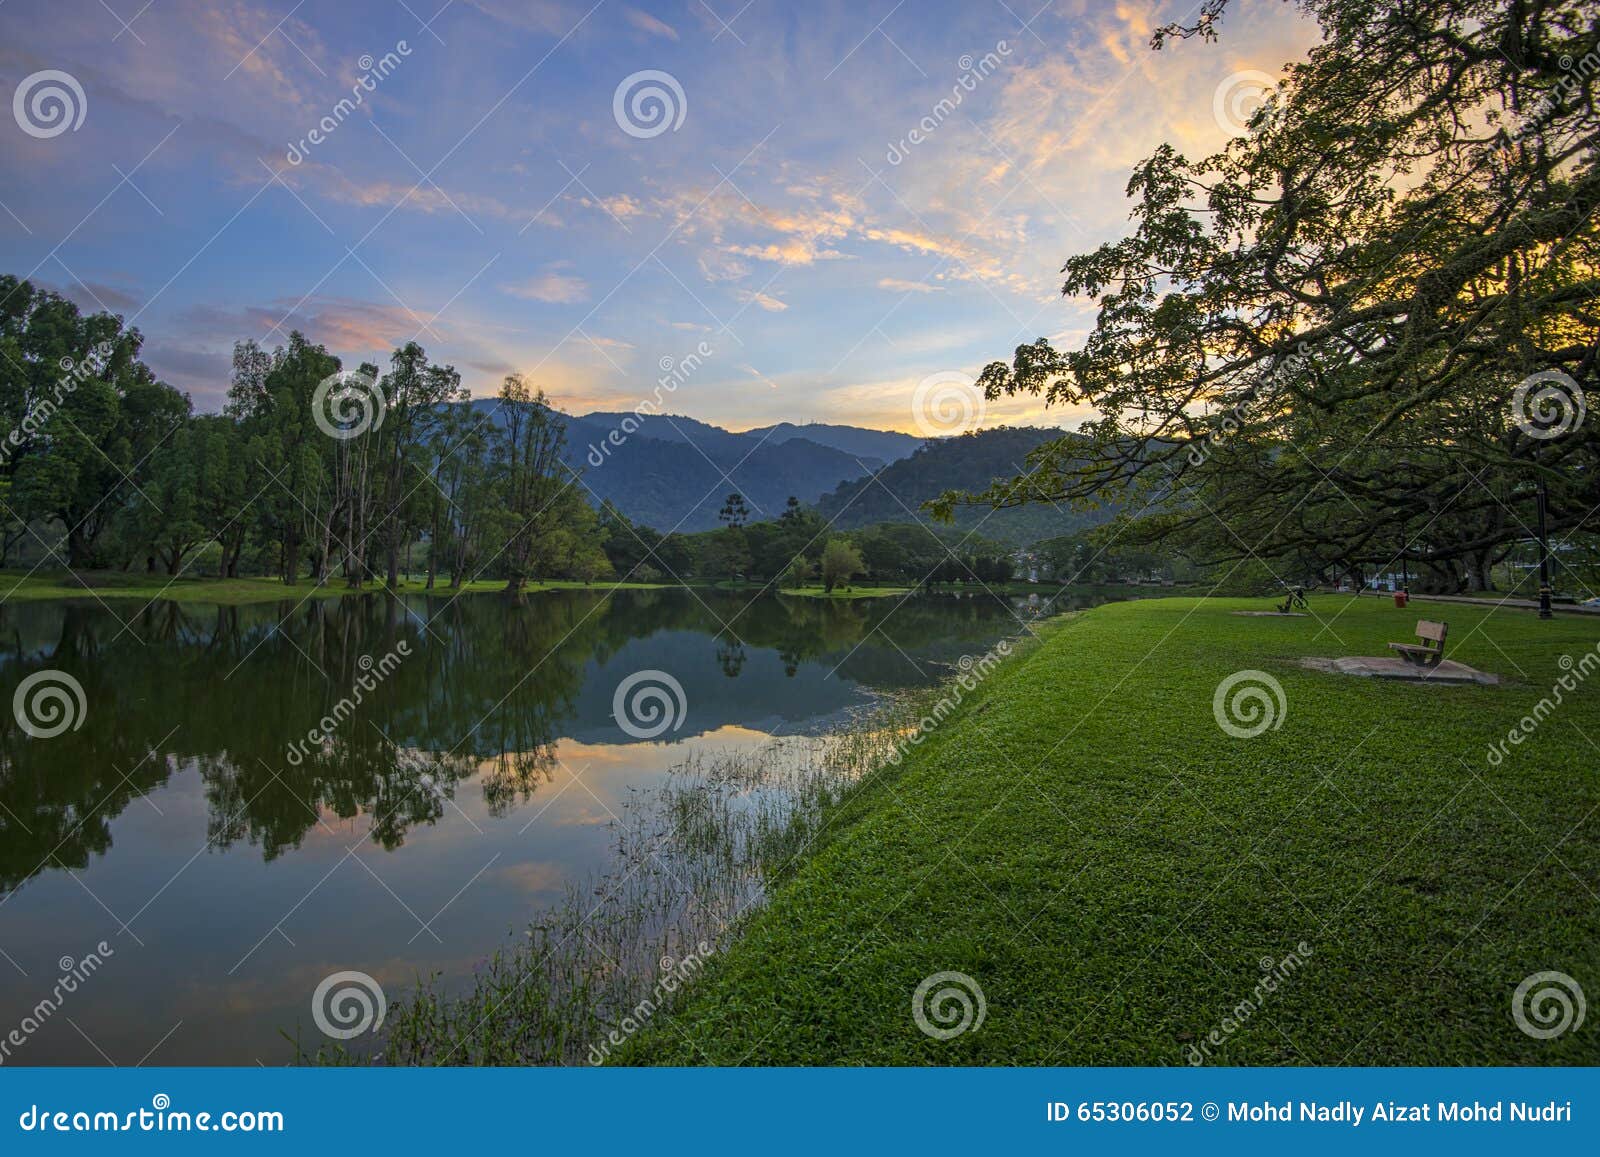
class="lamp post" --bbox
[1400,514,1410,593]
[1512,367,1584,619]
[1535,471,1553,619]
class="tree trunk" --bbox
[67,525,95,570]
[1467,551,1494,591]
[283,531,300,585]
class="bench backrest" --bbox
[1414,620,1447,644]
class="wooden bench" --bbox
[1388,619,1447,667]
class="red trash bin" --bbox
[1394,591,1409,608]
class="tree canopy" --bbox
[953,0,1599,592]
[0,276,609,592]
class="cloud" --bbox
[189,0,329,116]
[280,161,533,223]
[578,192,648,222]
[877,277,942,294]
[738,363,780,389]
[736,289,787,313]
[502,267,590,304]
[0,0,1325,432]
[623,6,679,40]
[143,343,233,408]
[697,251,751,282]
[727,239,847,265]
[176,296,445,360]
[495,861,566,894]
[816,375,1080,435]
[463,0,575,33]
[42,279,144,314]
[642,176,1034,293]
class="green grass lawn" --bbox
[622,594,1600,1065]
[0,570,669,605]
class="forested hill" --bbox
[570,423,875,531]
[459,401,1112,541]
[815,426,1118,546]
[743,422,922,464]
[463,401,887,532]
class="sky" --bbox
[0,0,1319,433]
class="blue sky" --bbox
[0,0,1316,431]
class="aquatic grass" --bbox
[323,700,925,1065]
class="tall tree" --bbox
[485,374,569,597]
[951,0,1599,587]
[372,343,464,589]
[228,334,340,584]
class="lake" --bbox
[0,585,1114,1064]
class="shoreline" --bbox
[615,594,1600,1065]
[0,571,1204,608]
[0,572,675,606]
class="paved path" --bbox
[1357,592,1600,616]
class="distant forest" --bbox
[0,275,1056,593]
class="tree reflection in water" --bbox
[0,586,1050,894]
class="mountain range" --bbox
[743,422,922,464]
[467,400,1108,542]
[562,411,895,531]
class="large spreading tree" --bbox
[952,0,1599,592]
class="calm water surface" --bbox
[0,586,1113,1064]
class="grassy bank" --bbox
[622,594,1600,1065]
[347,731,904,1066]
[780,585,916,600]
[0,570,670,605]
